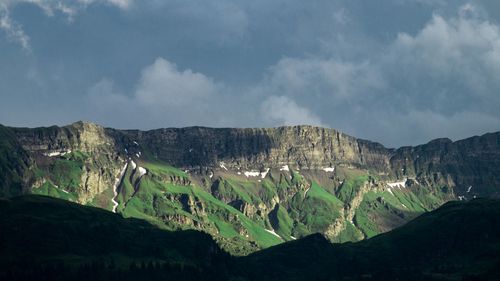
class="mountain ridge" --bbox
[1,121,499,254]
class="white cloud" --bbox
[261,95,325,127]
[87,57,230,129]
[0,0,132,49]
[135,57,219,107]
[387,4,500,111]
[0,3,30,50]
[262,57,385,103]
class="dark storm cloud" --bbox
[0,0,499,147]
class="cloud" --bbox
[263,57,384,102]
[261,95,325,127]
[386,4,500,113]
[87,57,230,129]
[0,0,132,49]
[135,58,218,107]
[0,3,30,50]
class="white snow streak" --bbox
[220,162,228,170]
[44,150,71,157]
[265,229,282,239]
[261,168,270,179]
[467,186,472,193]
[111,162,128,213]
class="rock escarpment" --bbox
[12,121,123,203]
[390,133,500,198]
[109,126,393,172]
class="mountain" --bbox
[1,121,499,254]
[0,195,499,281]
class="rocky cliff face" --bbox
[390,133,500,198]
[109,126,393,171]
[12,121,123,203]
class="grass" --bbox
[269,204,293,239]
[32,181,78,202]
[208,214,239,238]
[46,158,83,193]
[114,161,283,251]
[290,181,344,233]
[336,175,369,203]
[140,161,188,178]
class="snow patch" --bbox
[322,167,335,172]
[244,171,260,177]
[44,150,72,157]
[387,179,407,188]
[237,172,242,175]
[189,148,194,153]
[138,167,147,178]
[401,204,407,209]
[130,160,137,170]
[467,186,472,193]
[387,188,394,195]
[220,162,228,171]
[458,195,466,201]
[61,189,69,194]
[135,153,140,158]
[265,229,282,239]
[280,165,289,171]
[261,168,270,179]
[290,236,297,240]
[209,171,214,179]
[133,141,139,146]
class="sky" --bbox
[1,0,500,147]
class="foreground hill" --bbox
[235,198,500,280]
[1,122,499,253]
[0,195,228,281]
[0,195,498,280]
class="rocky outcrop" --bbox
[11,121,123,204]
[390,133,500,198]
[108,126,393,172]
